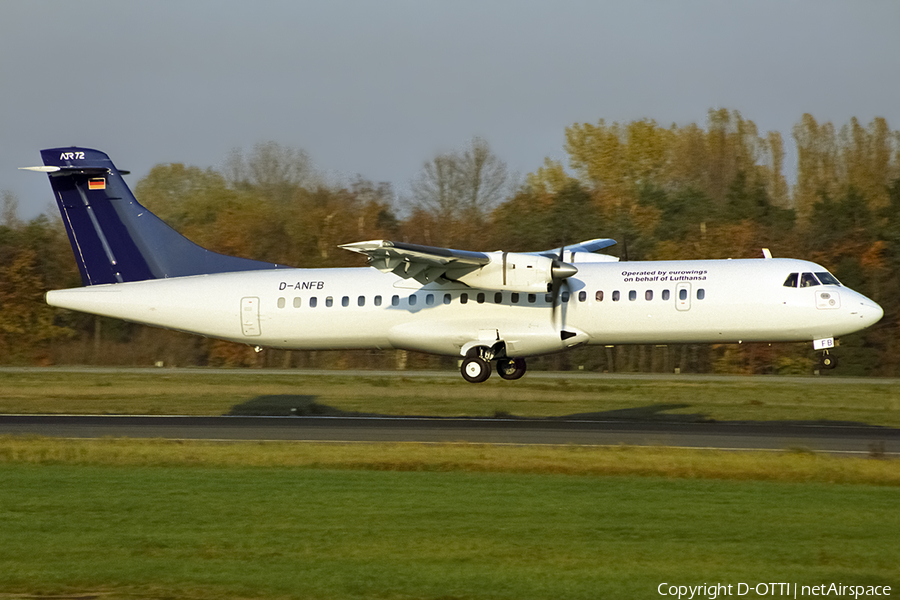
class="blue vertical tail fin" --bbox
[32,147,283,285]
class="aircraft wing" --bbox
[339,240,490,284]
[534,238,617,257]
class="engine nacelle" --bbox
[566,251,619,264]
[447,252,562,293]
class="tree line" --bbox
[2,110,898,375]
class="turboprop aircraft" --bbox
[26,147,883,382]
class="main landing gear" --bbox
[460,354,527,383]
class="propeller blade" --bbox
[549,242,577,327]
[550,279,561,322]
[549,242,580,332]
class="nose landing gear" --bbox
[820,351,838,370]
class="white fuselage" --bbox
[45,258,883,357]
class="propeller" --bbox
[549,245,578,332]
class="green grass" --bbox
[2,436,900,485]
[1,462,898,600]
[2,369,900,426]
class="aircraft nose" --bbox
[867,300,884,326]
[855,296,884,328]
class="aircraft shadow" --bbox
[227,396,708,422]
[225,396,889,429]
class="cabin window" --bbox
[293,297,302,308]
[528,293,536,303]
[561,291,570,303]
[545,293,553,303]
[391,295,400,307]
[443,293,451,305]
[816,272,841,286]
[425,294,434,306]
[697,289,705,300]
[341,296,350,307]
[679,289,688,301]
[595,291,603,302]
[645,290,653,301]
[612,291,620,302]
[358,296,365,307]
[800,272,820,287]
[662,289,670,301]
[511,292,520,303]
[309,297,318,308]
[494,292,503,304]
[460,293,468,304]
[629,290,637,301]
[578,291,587,302]
[325,296,334,307]
[409,295,417,306]
[783,273,799,288]
[277,297,285,309]
[374,295,382,306]
[477,293,485,304]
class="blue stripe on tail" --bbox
[41,147,284,285]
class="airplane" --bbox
[24,147,884,382]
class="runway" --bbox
[1,415,898,455]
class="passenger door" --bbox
[241,297,261,336]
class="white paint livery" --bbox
[46,256,883,380]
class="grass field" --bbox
[2,368,900,426]
[0,438,898,600]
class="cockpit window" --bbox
[815,272,841,286]
[799,272,820,287]
[783,273,798,288]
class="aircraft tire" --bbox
[497,357,527,380]
[821,354,838,370]
[461,356,492,383]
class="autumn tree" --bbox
[224,141,317,204]
[0,199,75,362]
[408,137,509,248]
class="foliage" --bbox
[0,207,76,363]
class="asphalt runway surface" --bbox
[1,414,898,455]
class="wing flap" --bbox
[340,240,489,283]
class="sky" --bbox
[2,0,899,220]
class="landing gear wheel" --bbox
[820,353,838,370]
[461,356,492,383]
[497,357,527,381]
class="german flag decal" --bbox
[88,178,106,190]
